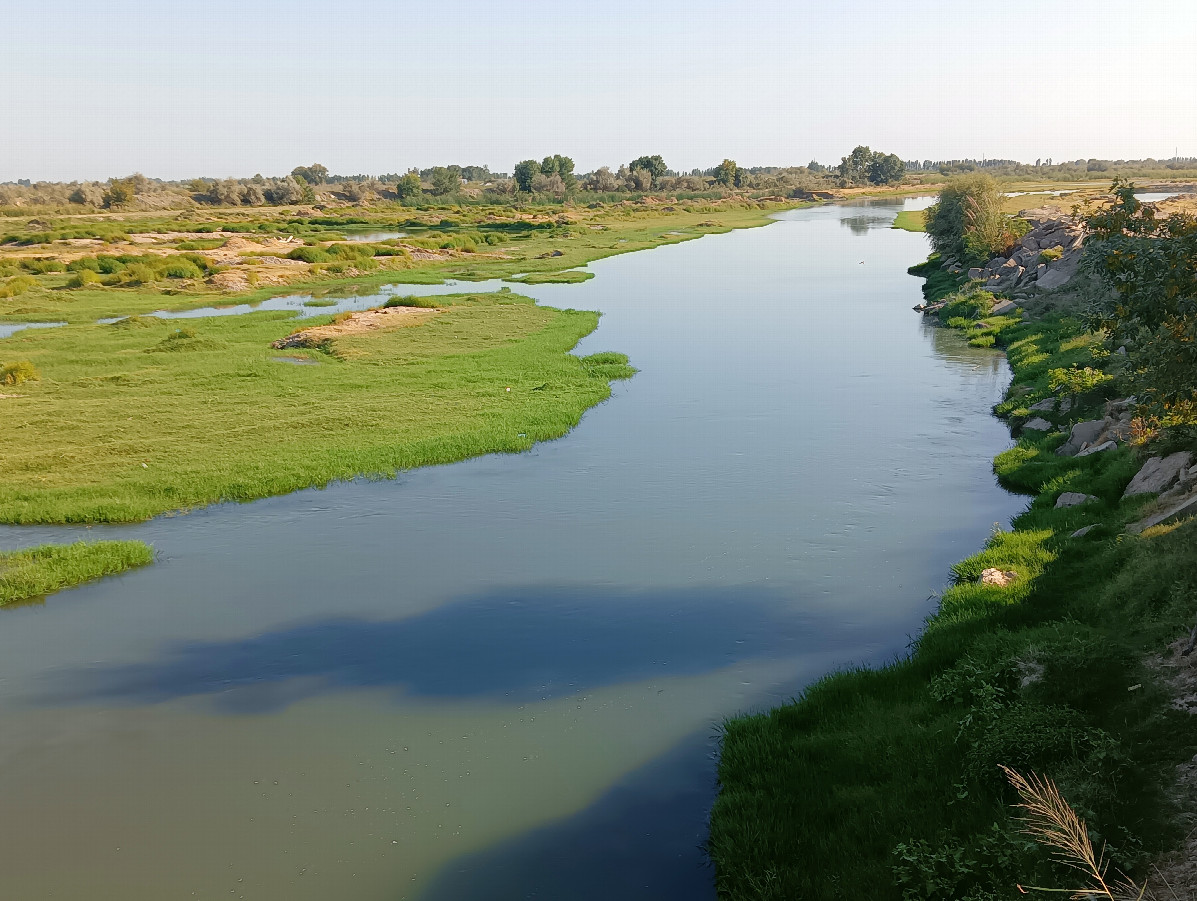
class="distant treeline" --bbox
[3,150,1196,212]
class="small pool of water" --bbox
[0,321,66,339]
[1135,191,1181,203]
[342,231,408,242]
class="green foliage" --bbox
[1084,179,1197,418]
[513,160,540,193]
[0,541,154,607]
[629,154,667,187]
[713,159,740,188]
[837,145,905,186]
[382,295,440,308]
[102,178,136,208]
[1038,246,1063,264]
[429,166,462,195]
[1,360,38,385]
[0,274,36,298]
[925,174,1027,264]
[1047,365,1113,397]
[394,171,422,200]
[290,163,328,185]
[66,268,101,288]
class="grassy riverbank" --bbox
[710,276,1197,899]
[891,209,927,232]
[0,291,633,523]
[0,541,154,607]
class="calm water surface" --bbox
[0,199,1025,900]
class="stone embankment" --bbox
[918,209,1086,317]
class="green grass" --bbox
[505,270,595,284]
[892,209,927,232]
[0,292,633,523]
[709,275,1197,901]
[0,540,154,607]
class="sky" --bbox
[4,0,1197,182]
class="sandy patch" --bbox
[271,306,442,349]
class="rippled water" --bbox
[0,199,1024,900]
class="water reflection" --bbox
[41,584,862,711]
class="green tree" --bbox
[867,152,905,185]
[629,155,667,188]
[837,145,873,183]
[290,174,316,204]
[394,171,421,200]
[713,159,739,187]
[1085,180,1197,417]
[429,166,461,195]
[102,178,135,208]
[924,173,1025,263]
[513,160,540,192]
[291,163,329,185]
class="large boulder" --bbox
[1056,420,1106,456]
[1123,452,1194,498]
[991,299,1018,315]
[1023,417,1054,431]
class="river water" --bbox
[0,199,1024,900]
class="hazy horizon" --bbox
[5,0,1196,182]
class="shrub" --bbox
[926,174,1027,264]
[382,295,439,308]
[1038,246,1063,264]
[159,259,204,279]
[0,360,38,385]
[67,269,101,288]
[21,259,64,274]
[287,246,332,264]
[0,275,36,298]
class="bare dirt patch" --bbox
[271,306,443,349]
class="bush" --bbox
[382,295,439,308]
[67,269,101,288]
[0,360,38,385]
[287,246,332,264]
[159,259,204,279]
[0,275,36,298]
[926,174,1027,264]
[1038,246,1063,264]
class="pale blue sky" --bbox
[4,0,1196,181]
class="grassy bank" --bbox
[892,209,927,232]
[0,541,154,607]
[710,278,1197,900]
[0,291,633,523]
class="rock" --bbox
[1021,236,1040,252]
[1037,266,1074,290]
[1056,492,1097,508]
[986,256,1006,271]
[1024,417,1054,431]
[1029,396,1071,414]
[967,267,983,279]
[1077,440,1118,457]
[1123,452,1194,498]
[1127,491,1197,534]
[1071,524,1098,538]
[1056,420,1106,456]
[991,299,1018,315]
[980,568,1018,587]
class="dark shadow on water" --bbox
[418,726,720,901]
[39,584,870,712]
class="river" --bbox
[0,198,1025,900]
